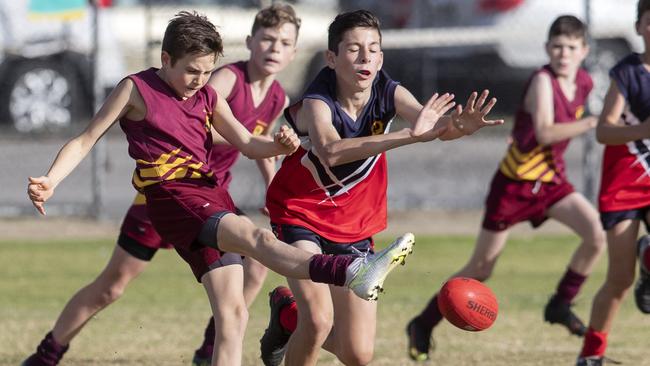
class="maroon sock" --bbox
[194,317,215,359]
[416,294,444,331]
[23,332,68,366]
[554,268,587,304]
[279,301,298,333]
[580,327,607,357]
[308,254,355,286]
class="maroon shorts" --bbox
[119,203,173,250]
[482,171,574,231]
[143,179,239,282]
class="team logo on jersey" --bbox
[575,105,585,119]
[253,119,269,136]
[203,109,213,132]
[371,120,384,135]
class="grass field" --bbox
[2,234,648,366]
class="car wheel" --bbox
[0,59,87,133]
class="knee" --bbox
[219,304,249,336]
[252,228,277,249]
[605,274,635,297]
[583,229,607,253]
[98,282,126,306]
[300,313,333,342]
[337,346,374,366]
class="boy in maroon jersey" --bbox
[407,15,606,362]
[21,5,300,366]
[576,1,650,364]
[259,9,503,366]
[192,4,300,365]
[26,11,416,366]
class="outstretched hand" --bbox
[27,176,54,215]
[411,93,456,142]
[451,90,504,135]
[274,125,300,155]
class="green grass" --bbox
[1,235,648,365]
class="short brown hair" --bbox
[251,3,301,39]
[548,15,588,42]
[638,0,650,23]
[328,9,381,54]
[162,11,223,66]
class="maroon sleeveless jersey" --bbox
[498,65,593,184]
[119,68,217,191]
[209,61,286,190]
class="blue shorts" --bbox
[600,207,650,232]
[271,223,374,255]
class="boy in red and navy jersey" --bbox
[26,10,413,366]
[22,5,299,366]
[260,10,503,366]
[407,15,606,362]
[576,1,650,364]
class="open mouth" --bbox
[357,69,371,77]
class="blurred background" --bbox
[0,0,642,221]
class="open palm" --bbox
[451,90,504,135]
[411,93,456,142]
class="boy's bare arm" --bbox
[28,78,135,215]
[395,86,503,141]
[207,68,237,145]
[304,96,451,167]
[596,79,650,145]
[527,72,597,145]
[207,67,237,101]
[212,96,298,159]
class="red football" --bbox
[437,277,498,331]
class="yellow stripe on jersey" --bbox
[132,148,213,190]
[499,143,555,182]
[132,193,146,205]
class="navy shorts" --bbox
[600,207,650,232]
[271,223,374,255]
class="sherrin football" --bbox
[437,277,498,331]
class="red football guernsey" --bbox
[499,65,593,184]
[209,61,286,190]
[599,53,650,212]
[119,68,217,191]
[266,67,399,243]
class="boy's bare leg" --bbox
[284,240,332,366]
[216,214,315,279]
[454,228,510,281]
[201,264,248,366]
[52,245,149,344]
[322,285,377,365]
[587,220,638,331]
[243,257,269,306]
[548,192,606,274]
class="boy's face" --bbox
[326,27,383,92]
[636,10,650,46]
[160,51,217,99]
[545,35,588,78]
[247,23,297,76]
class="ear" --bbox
[325,50,336,69]
[246,35,252,51]
[160,51,171,68]
[378,50,384,71]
